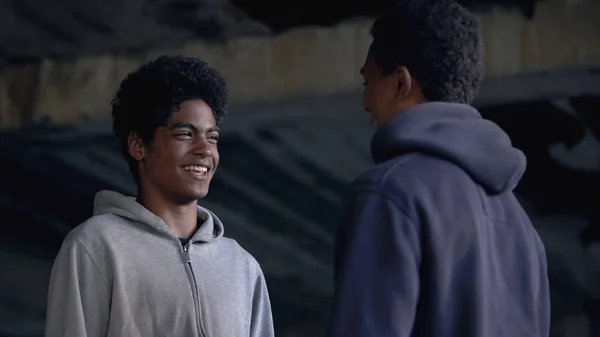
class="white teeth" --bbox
[182,165,208,172]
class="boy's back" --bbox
[328,103,550,336]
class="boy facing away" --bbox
[327,1,551,336]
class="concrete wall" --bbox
[0,0,599,128]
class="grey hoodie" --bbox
[45,190,274,337]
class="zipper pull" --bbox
[183,245,191,263]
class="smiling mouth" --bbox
[182,165,210,179]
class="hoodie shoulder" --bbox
[218,238,262,266]
[212,237,265,278]
[355,152,472,196]
[352,152,483,224]
[64,213,136,250]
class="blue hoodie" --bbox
[327,103,550,337]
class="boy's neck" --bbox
[137,188,199,239]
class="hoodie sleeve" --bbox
[45,237,110,337]
[327,189,421,337]
[249,266,275,337]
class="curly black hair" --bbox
[369,0,484,104]
[111,55,228,182]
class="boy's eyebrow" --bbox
[170,122,199,132]
[170,123,220,133]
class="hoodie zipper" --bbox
[183,244,207,337]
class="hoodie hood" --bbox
[371,102,526,194]
[93,190,224,243]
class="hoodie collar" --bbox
[371,102,526,194]
[93,190,224,243]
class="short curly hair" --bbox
[369,0,484,104]
[111,55,228,182]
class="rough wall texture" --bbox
[0,0,270,60]
[0,0,599,128]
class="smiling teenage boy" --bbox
[45,55,274,337]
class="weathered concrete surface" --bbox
[0,0,271,60]
[0,0,599,128]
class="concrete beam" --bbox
[474,67,600,108]
[0,0,598,128]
